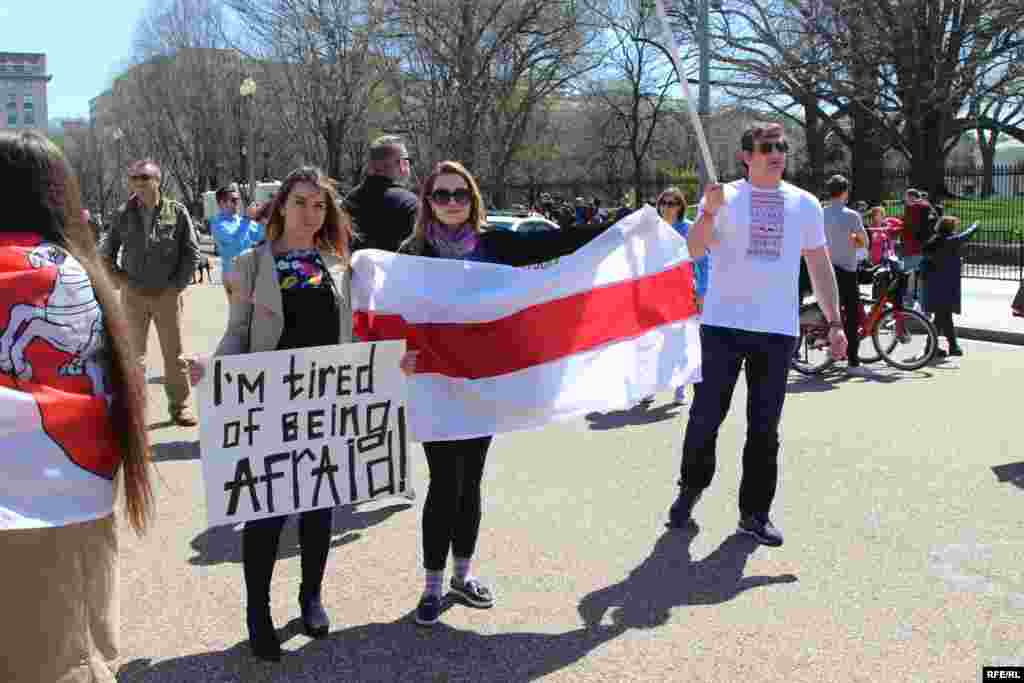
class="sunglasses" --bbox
[429,188,472,206]
[753,141,789,154]
[129,174,158,181]
[659,199,683,207]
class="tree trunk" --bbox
[979,131,998,197]
[801,95,826,195]
[909,112,951,199]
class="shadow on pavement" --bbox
[121,529,794,682]
[577,528,796,628]
[146,419,177,431]
[992,461,1024,490]
[584,400,682,430]
[786,373,841,393]
[187,503,413,566]
[151,440,200,463]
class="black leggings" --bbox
[243,508,333,609]
[932,309,959,348]
[421,436,492,571]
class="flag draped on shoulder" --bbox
[351,206,701,442]
[0,233,119,529]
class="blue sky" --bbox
[2,1,142,119]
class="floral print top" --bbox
[274,249,327,290]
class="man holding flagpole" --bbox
[667,122,847,546]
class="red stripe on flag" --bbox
[354,263,696,379]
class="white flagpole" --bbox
[653,0,718,184]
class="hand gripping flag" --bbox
[352,206,702,442]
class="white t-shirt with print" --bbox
[698,179,825,337]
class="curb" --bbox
[956,326,1024,346]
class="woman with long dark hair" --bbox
[0,130,153,681]
[397,161,610,626]
[191,167,359,661]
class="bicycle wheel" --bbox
[873,308,937,370]
[792,323,834,375]
[856,298,888,364]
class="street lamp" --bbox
[239,77,257,203]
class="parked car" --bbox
[485,212,559,233]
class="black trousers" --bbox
[932,309,959,348]
[243,508,333,610]
[835,266,861,367]
[680,326,797,515]
[421,436,492,571]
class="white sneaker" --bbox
[673,386,687,404]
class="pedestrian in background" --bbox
[822,175,870,376]
[99,159,200,426]
[921,216,978,357]
[1,129,153,683]
[210,184,264,298]
[344,135,418,252]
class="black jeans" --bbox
[422,436,492,571]
[243,508,333,610]
[679,325,797,515]
[932,309,959,348]
[835,266,861,367]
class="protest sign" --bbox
[197,340,409,528]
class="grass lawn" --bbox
[881,199,1024,238]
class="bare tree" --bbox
[226,0,394,183]
[381,0,604,205]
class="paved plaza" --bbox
[116,255,1023,683]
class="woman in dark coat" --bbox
[921,217,978,357]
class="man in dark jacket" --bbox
[345,136,419,252]
[99,159,200,426]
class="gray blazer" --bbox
[214,242,352,357]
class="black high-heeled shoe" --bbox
[299,592,330,638]
[247,607,282,662]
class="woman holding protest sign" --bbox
[396,160,611,627]
[191,166,357,661]
[1,130,154,682]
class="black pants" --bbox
[243,508,333,610]
[932,309,959,348]
[422,436,492,571]
[835,266,861,367]
[679,325,797,515]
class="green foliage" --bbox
[655,163,700,201]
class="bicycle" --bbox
[792,258,938,375]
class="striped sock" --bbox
[424,570,445,598]
[453,556,472,583]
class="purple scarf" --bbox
[426,220,479,258]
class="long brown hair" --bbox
[263,167,354,260]
[0,130,153,534]
[402,160,485,253]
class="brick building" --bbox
[0,52,51,131]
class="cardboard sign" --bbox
[197,341,409,527]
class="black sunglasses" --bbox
[659,199,683,207]
[753,140,789,154]
[129,174,158,181]
[429,188,472,206]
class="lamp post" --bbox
[239,77,257,203]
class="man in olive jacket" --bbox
[344,135,419,252]
[99,159,200,426]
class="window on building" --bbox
[6,93,15,109]
[24,111,34,125]
[23,94,33,110]
[12,64,24,73]
[7,111,16,126]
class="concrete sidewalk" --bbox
[956,279,1024,346]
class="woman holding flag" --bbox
[396,161,612,626]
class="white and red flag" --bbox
[351,205,701,442]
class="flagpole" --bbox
[653,0,718,184]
